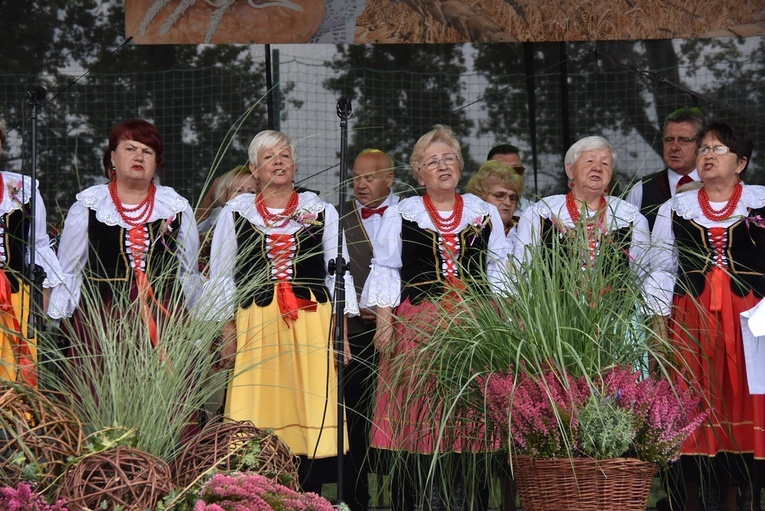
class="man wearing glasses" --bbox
[488,144,533,214]
[626,107,706,230]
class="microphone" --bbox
[26,85,47,103]
[336,97,352,120]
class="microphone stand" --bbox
[329,97,352,508]
[25,86,47,339]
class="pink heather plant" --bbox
[196,473,335,511]
[0,482,69,511]
[478,365,708,468]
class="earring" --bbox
[568,180,574,189]
[292,179,295,184]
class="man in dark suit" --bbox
[626,109,707,511]
[341,148,398,511]
[626,107,706,230]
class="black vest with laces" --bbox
[85,211,182,299]
[232,210,330,309]
[0,207,32,292]
[539,217,634,272]
[399,216,493,305]
[672,207,765,299]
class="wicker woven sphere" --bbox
[58,447,173,511]
[172,420,299,489]
[0,381,83,488]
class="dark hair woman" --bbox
[649,122,763,511]
[48,119,200,343]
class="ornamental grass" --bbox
[377,220,708,502]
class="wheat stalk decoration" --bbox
[140,0,305,43]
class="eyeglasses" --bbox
[512,165,526,175]
[696,145,732,156]
[422,154,457,171]
[488,192,519,204]
[663,136,697,145]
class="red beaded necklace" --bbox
[698,183,742,222]
[256,190,299,227]
[109,180,156,226]
[565,192,607,224]
[423,193,464,232]
[0,174,5,204]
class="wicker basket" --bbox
[513,455,657,511]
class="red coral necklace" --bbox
[109,180,156,226]
[256,190,299,227]
[423,193,463,232]
[698,183,742,222]
[565,192,607,224]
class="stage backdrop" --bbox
[126,0,765,44]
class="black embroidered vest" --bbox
[85,211,182,299]
[672,208,765,298]
[1,208,31,292]
[640,169,671,231]
[399,217,493,305]
[233,211,331,309]
[539,217,633,272]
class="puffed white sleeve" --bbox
[629,212,652,281]
[32,188,64,288]
[360,206,402,308]
[645,203,677,316]
[511,205,542,267]
[195,206,238,321]
[322,203,359,316]
[47,202,89,319]
[177,203,202,310]
[485,203,511,295]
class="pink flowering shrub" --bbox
[0,482,68,511]
[195,473,334,511]
[478,365,708,467]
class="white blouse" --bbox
[647,184,765,316]
[512,194,652,301]
[48,183,200,319]
[200,191,359,321]
[0,171,63,289]
[360,193,511,309]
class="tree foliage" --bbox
[0,0,280,216]
[324,44,474,193]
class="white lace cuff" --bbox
[360,264,400,308]
[643,271,674,317]
[180,272,205,311]
[487,258,512,296]
[46,274,82,319]
[194,276,237,321]
[326,273,360,315]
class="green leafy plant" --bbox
[578,394,635,459]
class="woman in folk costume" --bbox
[48,119,200,343]
[649,122,765,511]
[361,125,509,511]
[206,129,357,491]
[0,123,63,386]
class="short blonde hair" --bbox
[247,130,297,167]
[214,166,254,207]
[466,160,524,198]
[409,124,464,180]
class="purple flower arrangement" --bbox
[478,365,708,468]
[0,483,68,511]
[194,473,335,511]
